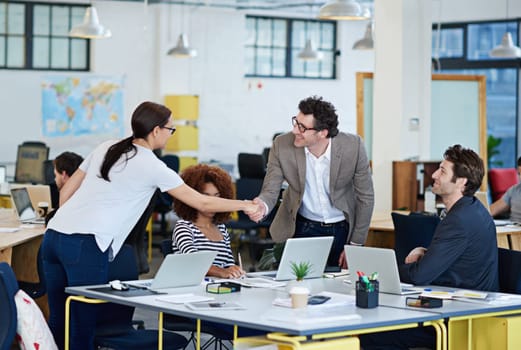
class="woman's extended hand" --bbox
[214,265,245,279]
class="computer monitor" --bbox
[14,142,49,184]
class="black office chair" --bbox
[237,153,265,179]
[0,262,18,350]
[391,212,440,265]
[159,239,234,350]
[498,248,521,294]
[17,247,46,300]
[153,154,180,237]
[94,244,188,350]
[15,141,50,184]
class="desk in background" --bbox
[0,208,47,316]
[367,211,521,251]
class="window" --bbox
[245,15,337,79]
[432,20,521,168]
[0,1,89,70]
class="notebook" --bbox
[125,251,217,291]
[345,245,422,295]
[10,187,45,224]
[249,237,334,281]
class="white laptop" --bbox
[250,237,334,281]
[10,187,45,224]
[126,251,217,291]
[345,245,422,295]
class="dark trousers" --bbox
[294,215,348,267]
[42,229,109,350]
[359,327,436,350]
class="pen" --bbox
[238,252,243,271]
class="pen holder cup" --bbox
[356,280,379,308]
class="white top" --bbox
[299,138,344,223]
[48,140,183,258]
[172,220,235,268]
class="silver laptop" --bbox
[345,245,422,295]
[475,191,513,226]
[10,187,45,224]
[250,237,334,281]
[126,251,217,290]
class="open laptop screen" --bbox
[10,187,38,221]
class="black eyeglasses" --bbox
[162,126,176,135]
[291,116,317,133]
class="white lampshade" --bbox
[489,32,521,58]
[298,39,324,61]
[352,23,374,50]
[167,34,197,58]
[69,7,111,39]
[318,0,370,21]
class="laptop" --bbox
[250,236,334,281]
[345,245,422,295]
[10,187,45,224]
[126,251,217,290]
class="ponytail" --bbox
[99,136,137,181]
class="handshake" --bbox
[243,197,267,223]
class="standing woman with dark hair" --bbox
[42,101,258,350]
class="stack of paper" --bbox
[156,293,214,304]
[273,291,355,308]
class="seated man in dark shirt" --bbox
[360,144,499,350]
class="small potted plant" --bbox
[290,261,313,281]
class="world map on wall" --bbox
[41,76,124,137]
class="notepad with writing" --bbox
[156,293,214,304]
[185,301,245,311]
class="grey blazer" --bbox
[258,132,374,245]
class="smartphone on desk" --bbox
[308,295,331,305]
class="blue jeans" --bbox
[41,229,109,350]
[294,215,348,267]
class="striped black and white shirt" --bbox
[172,219,235,268]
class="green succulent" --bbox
[290,261,313,281]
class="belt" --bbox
[296,214,346,227]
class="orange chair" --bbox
[489,168,519,202]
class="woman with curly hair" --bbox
[173,164,245,279]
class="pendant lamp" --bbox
[298,39,324,61]
[318,0,370,21]
[352,22,374,50]
[69,7,111,39]
[489,0,521,58]
[490,32,521,58]
[167,33,197,58]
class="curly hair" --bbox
[298,95,339,138]
[173,164,234,223]
[443,144,484,196]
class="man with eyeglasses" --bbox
[249,96,374,269]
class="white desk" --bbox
[66,278,446,350]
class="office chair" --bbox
[94,244,188,350]
[498,248,521,294]
[237,153,265,179]
[391,212,440,265]
[489,168,519,202]
[0,262,18,350]
[17,247,46,300]
[159,239,234,350]
[15,141,50,184]
[154,154,180,236]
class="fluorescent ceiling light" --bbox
[69,7,111,39]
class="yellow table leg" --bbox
[158,312,163,350]
[65,296,107,350]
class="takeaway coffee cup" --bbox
[37,201,49,217]
[289,286,309,309]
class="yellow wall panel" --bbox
[179,157,198,172]
[164,95,199,121]
[165,125,198,152]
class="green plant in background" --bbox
[487,135,503,168]
[290,261,313,281]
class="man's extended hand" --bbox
[247,197,267,222]
[405,247,427,264]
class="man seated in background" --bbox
[360,145,499,350]
[46,151,84,224]
[490,156,521,222]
